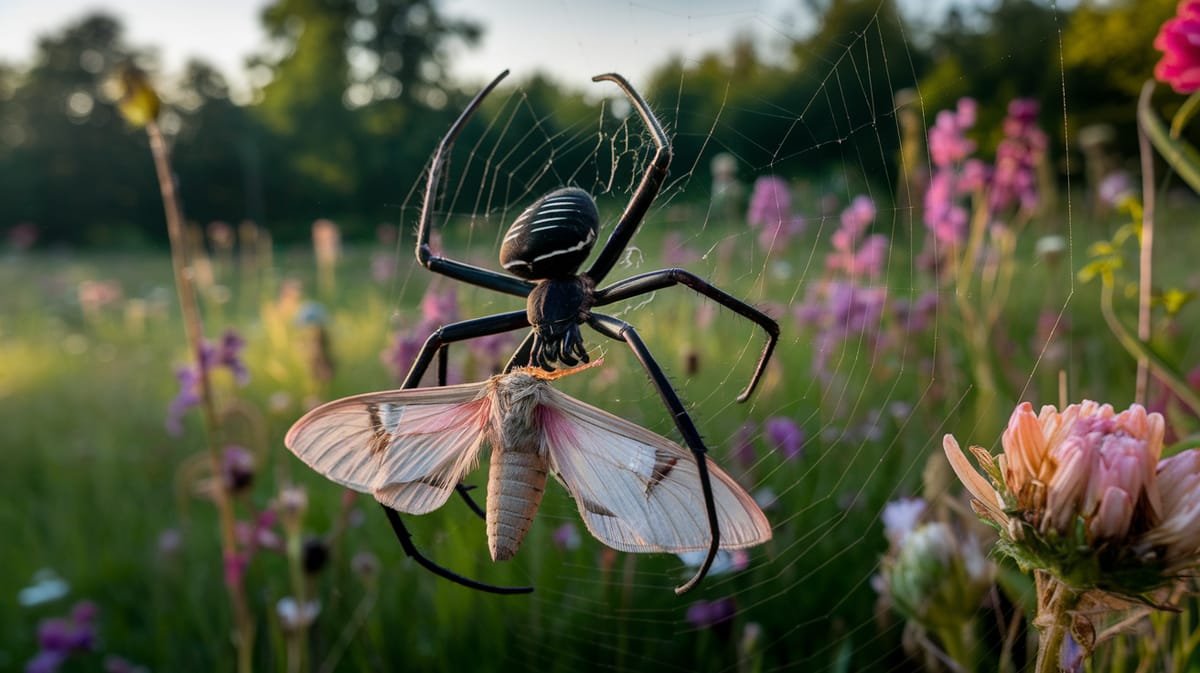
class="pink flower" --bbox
[1142,450,1200,565]
[945,401,1167,543]
[1155,1,1200,94]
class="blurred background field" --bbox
[3,1,1200,672]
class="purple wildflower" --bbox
[764,417,804,461]
[686,597,737,632]
[827,196,885,277]
[420,286,459,326]
[37,619,76,652]
[1098,170,1136,208]
[896,290,939,333]
[221,445,255,493]
[216,329,249,384]
[553,523,581,551]
[224,551,248,589]
[370,252,397,283]
[732,420,757,467]
[383,285,467,383]
[467,332,516,374]
[747,176,805,252]
[924,169,970,244]
[382,330,426,382]
[166,366,201,436]
[27,601,99,672]
[26,651,65,673]
[662,231,700,266]
[165,329,250,436]
[881,497,927,547]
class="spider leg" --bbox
[401,311,530,387]
[594,268,779,402]
[430,344,489,521]
[382,310,534,594]
[502,331,536,373]
[383,508,531,595]
[586,312,721,595]
[416,69,535,299]
[585,74,672,285]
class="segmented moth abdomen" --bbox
[486,449,550,562]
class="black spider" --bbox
[385,69,779,595]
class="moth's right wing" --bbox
[284,382,493,513]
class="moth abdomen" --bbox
[486,450,550,561]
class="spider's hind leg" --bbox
[586,312,721,594]
[383,507,532,595]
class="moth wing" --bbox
[284,382,493,514]
[539,388,771,553]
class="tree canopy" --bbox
[0,0,1177,246]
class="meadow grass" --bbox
[0,202,1192,671]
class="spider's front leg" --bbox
[414,69,535,300]
[383,310,535,595]
[586,312,721,594]
[594,268,779,402]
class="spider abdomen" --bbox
[500,187,599,280]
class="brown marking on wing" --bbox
[416,474,453,490]
[365,403,390,455]
[582,497,617,518]
[645,450,678,495]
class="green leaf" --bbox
[1140,80,1200,194]
[1171,89,1200,138]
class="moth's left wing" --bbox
[539,387,771,553]
[284,382,493,513]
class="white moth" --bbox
[285,364,771,563]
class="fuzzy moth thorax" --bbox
[485,372,551,561]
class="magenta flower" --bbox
[989,98,1047,214]
[1155,1,1200,93]
[928,100,977,167]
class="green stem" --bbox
[1137,82,1158,405]
[934,619,978,673]
[1035,576,1079,673]
[147,121,255,673]
[1099,282,1200,417]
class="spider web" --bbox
[369,3,1086,671]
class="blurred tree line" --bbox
[0,0,1178,247]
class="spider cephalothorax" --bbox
[525,275,594,369]
[384,69,780,595]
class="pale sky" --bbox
[0,0,811,91]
